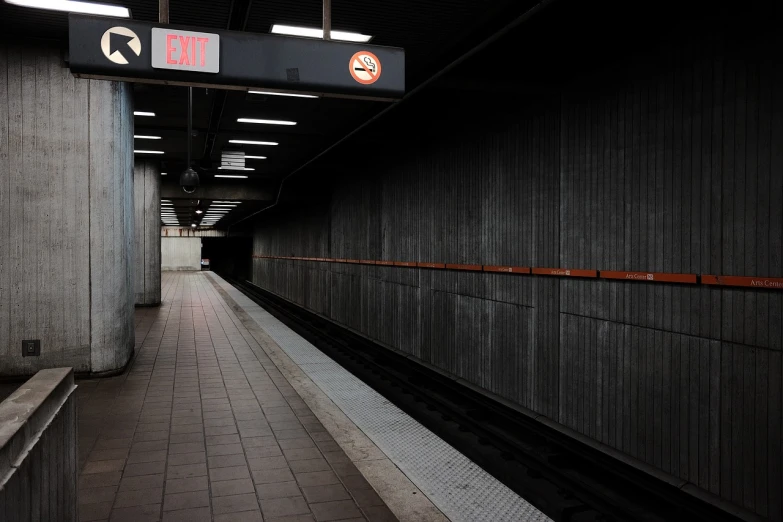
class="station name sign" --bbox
[68,14,405,100]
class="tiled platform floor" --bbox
[76,272,398,522]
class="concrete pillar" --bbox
[133,160,161,306]
[0,42,135,377]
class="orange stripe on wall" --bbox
[417,262,445,269]
[600,271,697,284]
[445,264,482,271]
[532,268,598,278]
[483,265,530,274]
[702,275,783,289]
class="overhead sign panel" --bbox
[68,15,405,100]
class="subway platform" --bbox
[74,272,547,522]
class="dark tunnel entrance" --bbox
[201,236,253,281]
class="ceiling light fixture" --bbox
[191,224,196,228]
[214,175,249,179]
[248,91,319,99]
[237,118,296,126]
[270,24,372,43]
[195,210,203,214]
[244,156,267,160]
[5,0,130,17]
[229,140,278,146]
[134,111,155,117]
[217,166,255,171]
[134,150,164,154]
[161,172,167,175]
[134,135,161,140]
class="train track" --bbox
[221,274,743,522]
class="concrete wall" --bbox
[251,13,783,521]
[0,368,78,520]
[133,160,161,306]
[0,42,135,376]
[162,226,226,237]
[162,237,201,270]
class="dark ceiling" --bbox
[0,0,542,227]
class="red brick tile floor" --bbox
[76,272,398,522]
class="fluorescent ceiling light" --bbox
[209,204,237,207]
[214,201,241,204]
[5,0,130,17]
[229,140,278,146]
[160,172,167,175]
[191,224,197,228]
[237,118,296,126]
[249,91,319,99]
[134,150,164,154]
[195,210,203,214]
[134,111,155,117]
[218,166,255,171]
[244,156,266,160]
[134,135,161,140]
[214,175,248,179]
[270,24,372,43]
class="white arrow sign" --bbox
[100,26,141,65]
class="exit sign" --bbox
[151,28,220,73]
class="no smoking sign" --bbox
[349,51,381,85]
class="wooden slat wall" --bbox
[0,43,135,376]
[250,24,783,519]
[133,160,161,306]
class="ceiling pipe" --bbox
[230,0,558,230]
[201,0,255,164]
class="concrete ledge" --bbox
[0,368,78,520]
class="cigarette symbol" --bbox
[363,56,376,73]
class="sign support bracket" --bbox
[159,0,169,24]
[323,0,331,40]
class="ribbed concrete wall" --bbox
[0,42,135,376]
[133,160,161,306]
[251,22,783,520]
[162,237,202,271]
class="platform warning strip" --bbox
[251,255,783,290]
